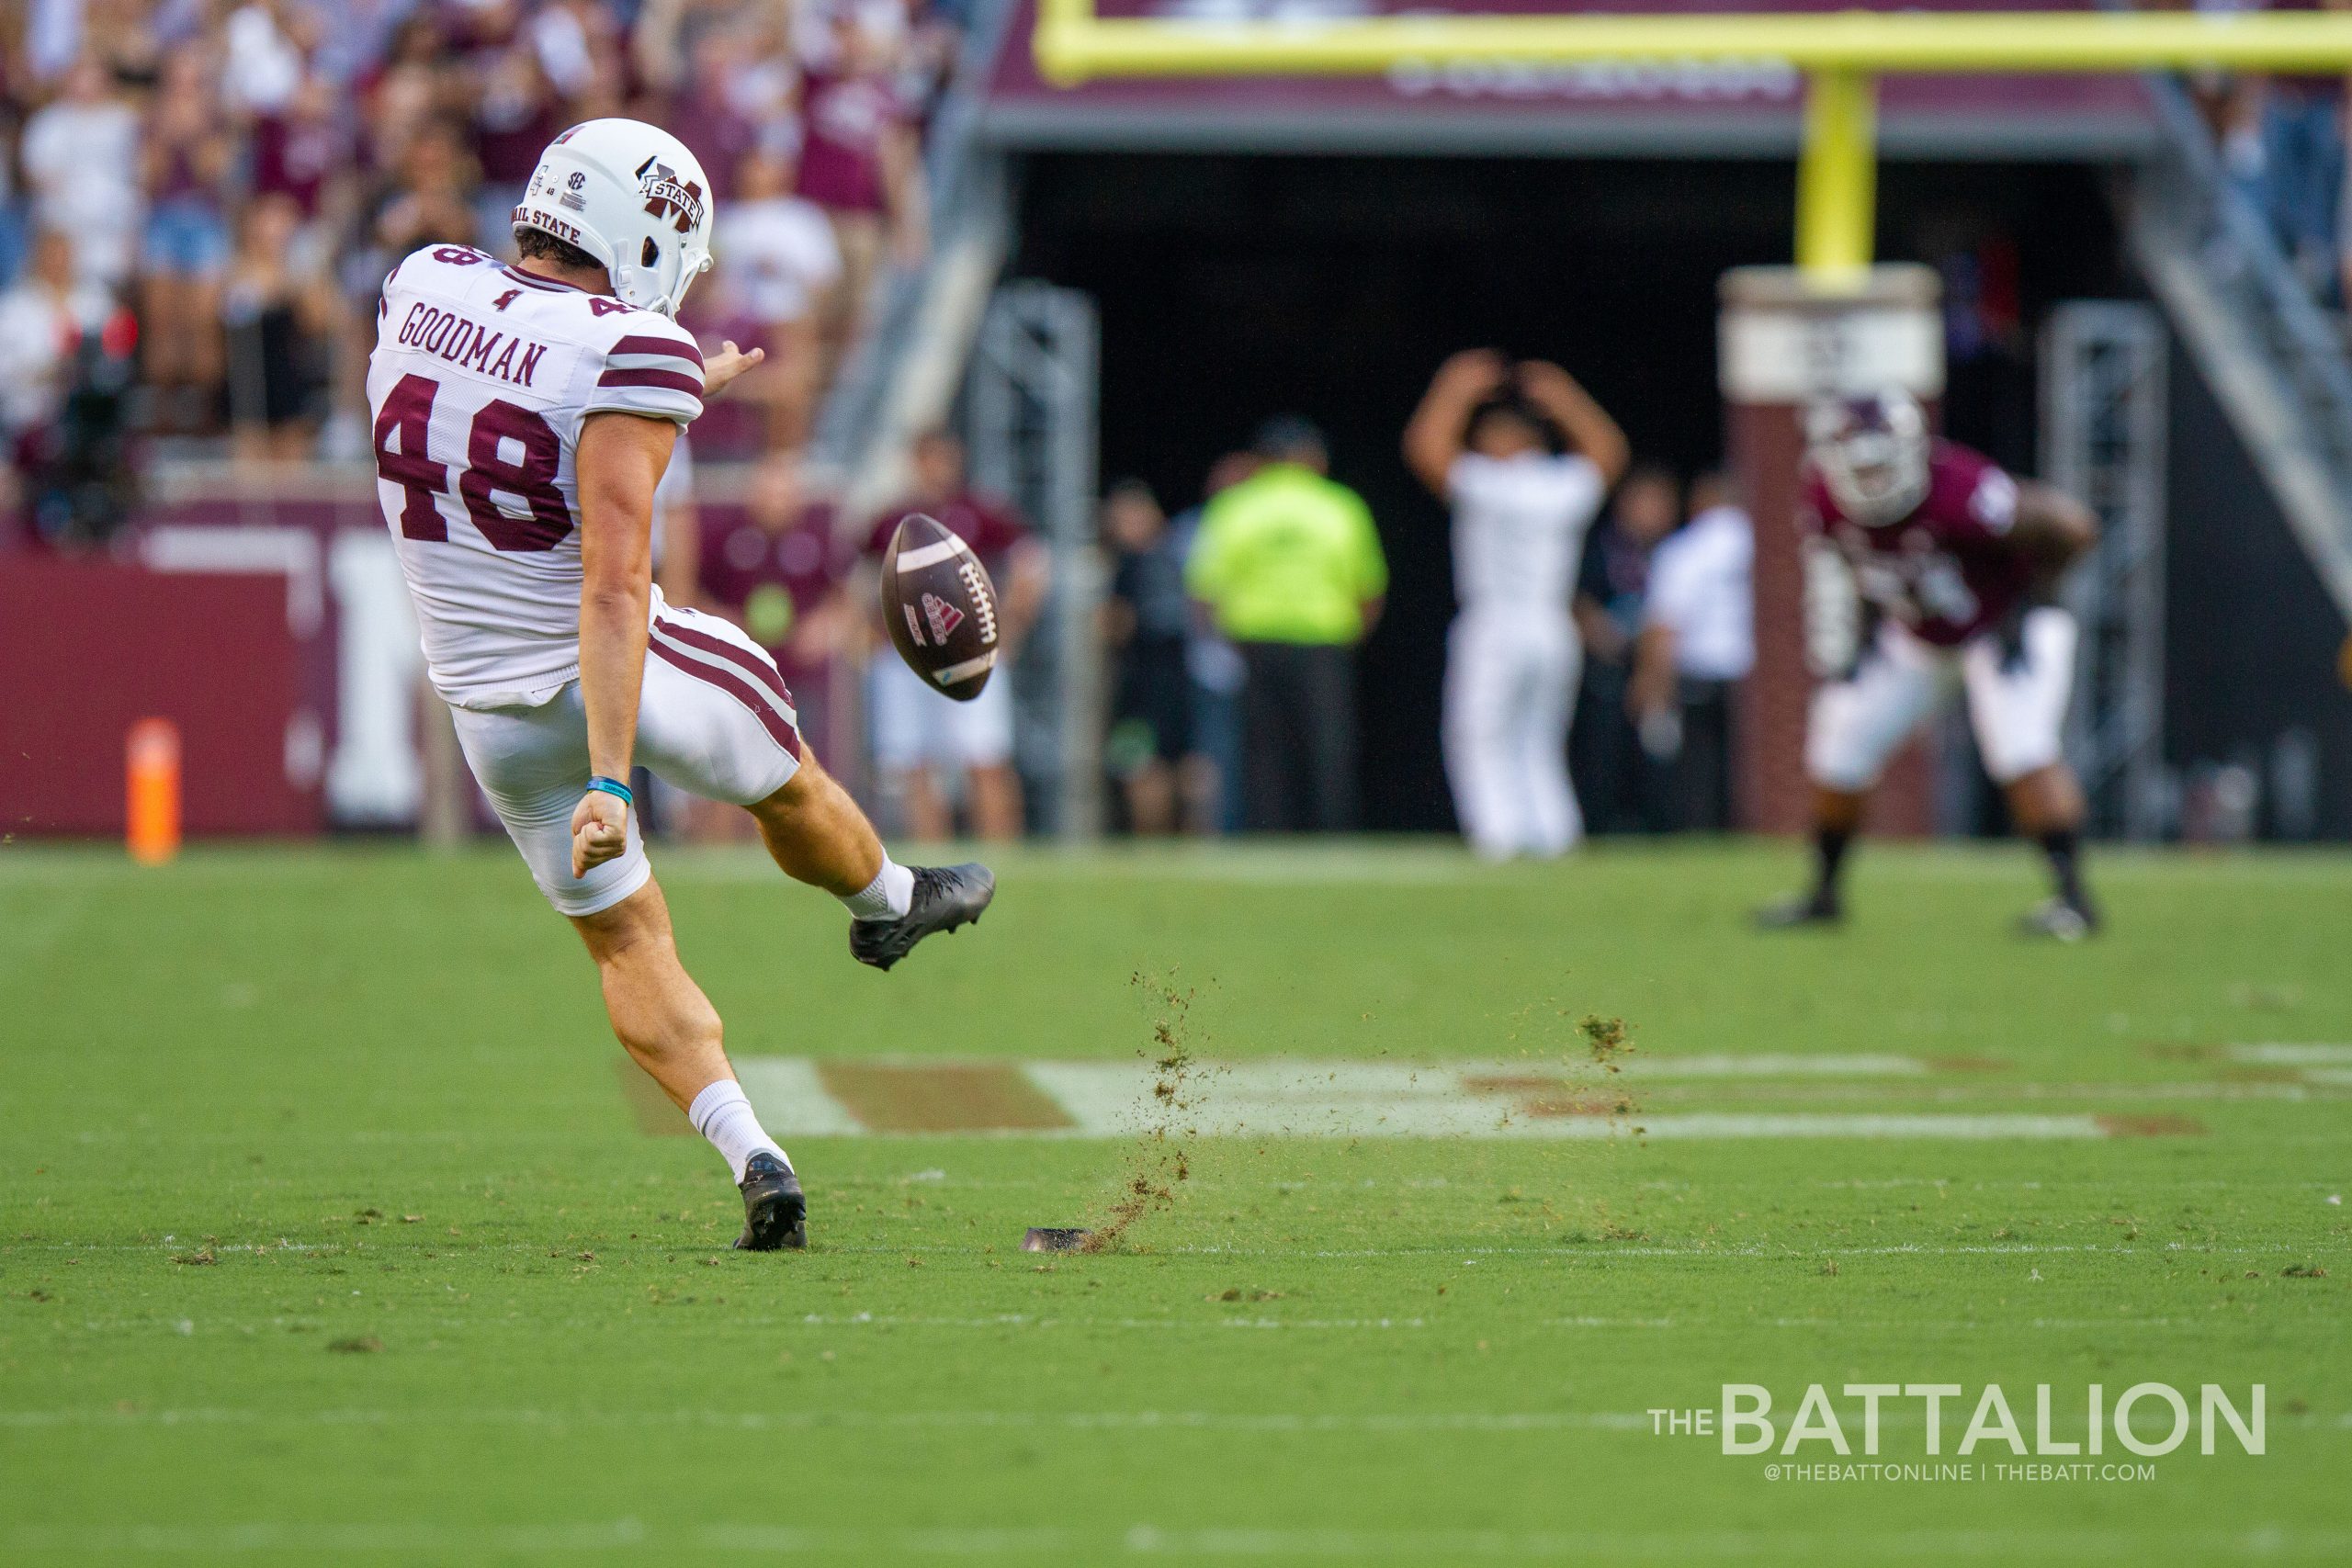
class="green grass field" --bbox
[2,838,2346,1563]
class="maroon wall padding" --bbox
[0,558,318,836]
[1730,402,1933,837]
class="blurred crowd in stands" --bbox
[0,0,964,545]
[2177,0,2352,305]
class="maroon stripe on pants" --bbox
[648,638,802,760]
[654,617,795,706]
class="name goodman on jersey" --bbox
[390,290,553,389]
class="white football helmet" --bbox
[1804,389,1931,527]
[513,118,713,318]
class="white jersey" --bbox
[1444,452,1605,614]
[1643,504,1756,682]
[367,243,707,710]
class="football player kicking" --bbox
[1759,389,2103,939]
[368,119,992,1250]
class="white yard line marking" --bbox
[1159,1240,2331,1260]
[15,1303,2325,1337]
[739,1056,2208,1140]
[1629,1082,2323,1103]
[4,1522,2348,1559]
[0,1406,1644,1433]
[1604,1054,1932,1078]
[16,1237,2324,1261]
[2227,1043,2352,1066]
[732,1056,862,1136]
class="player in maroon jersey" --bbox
[1759,389,2103,938]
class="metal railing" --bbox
[2128,73,2352,619]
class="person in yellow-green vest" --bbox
[1185,416,1388,832]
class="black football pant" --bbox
[1237,640,1359,833]
[1672,677,1737,832]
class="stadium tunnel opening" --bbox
[1011,152,2126,832]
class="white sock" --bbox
[686,1079,789,1184]
[841,856,915,921]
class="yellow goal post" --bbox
[1032,0,2352,284]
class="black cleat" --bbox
[1754,891,1843,930]
[2018,896,2099,942]
[849,863,995,972]
[733,1150,807,1251]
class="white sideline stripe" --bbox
[733,1057,862,1137]
[2227,1043,2352,1065]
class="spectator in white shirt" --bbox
[0,227,123,534]
[1406,349,1629,859]
[713,146,843,449]
[19,58,143,289]
[1630,471,1755,831]
[0,229,116,442]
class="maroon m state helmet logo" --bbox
[634,155,706,235]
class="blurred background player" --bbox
[860,428,1046,841]
[1406,350,1627,859]
[1186,415,1387,834]
[676,451,850,757]
[1572,464,1681,834]
[657,448,853,840]
[1101,478,1197,836]
[1760,389,2102,938]
[1166,451,1259,835]
[1629,470,1755,832]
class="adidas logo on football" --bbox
[922,592,965,646]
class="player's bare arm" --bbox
[1516,359,1630,487]
[1628,622,1679,721]
[570,410,674,877]
[1403,348,1509,491]
[2010,479,2099,587]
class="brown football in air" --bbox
[880,513,1001,702]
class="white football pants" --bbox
[1806,608,2077,792]
[1443,605,1583,859]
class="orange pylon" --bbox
[126,718,181,865]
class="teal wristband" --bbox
[585,774,634,807]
